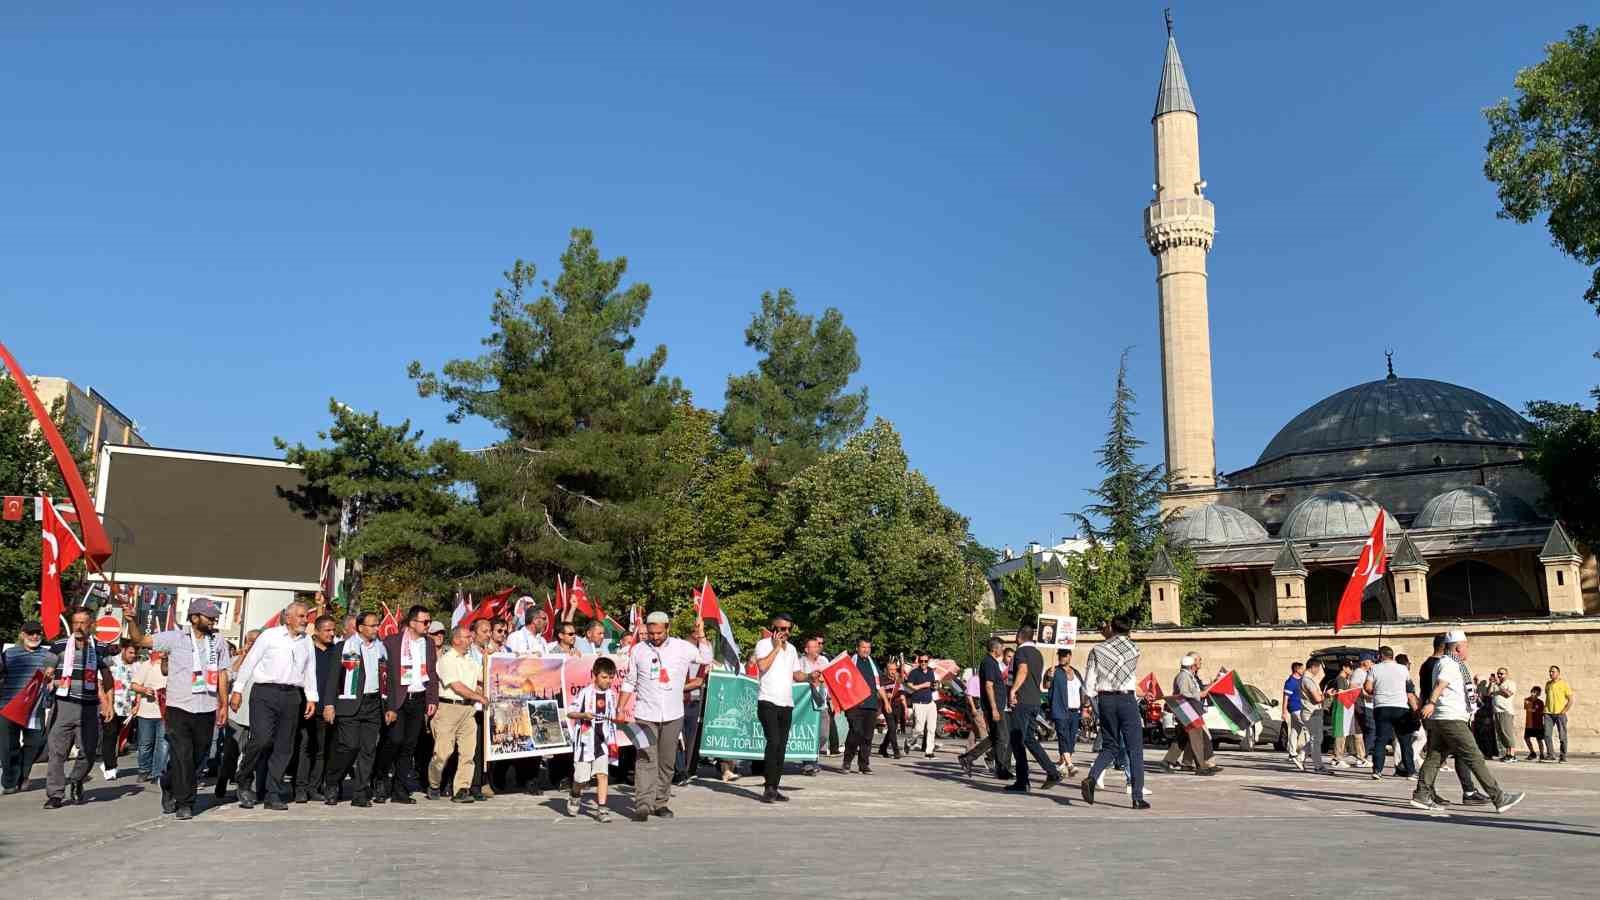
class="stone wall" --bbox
[1057,617,1600,752]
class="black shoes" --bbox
[761,788,789,803]
[1133,799,1152,810]
[958,756,974,777]
[43,797,63,809]
[263,798,289,811]
[352,798,372,808]
[1003,783,1029,794]
[631,809,651,822]
[324,797,339,806]
[426,788,442,801]
[472,792,490,802]
[451,790,474,803]
[175,806,193,821]
[1040,775,1061,791]
[391,793,417,805]
[1080,777,1096,805]
[237,788,257,810]
[654,807,675,818]
[161,790,177,815]
[68,781,84,805]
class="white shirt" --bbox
[753,637,800,707]
[338,635,385,695]
[800,653,829,698]
[1431,655,1469,721]
[504,627,551,657]
[234,625,319,702]
[622,637,713,723]
[1350,667,1372,708]
[1370,660,1409,709]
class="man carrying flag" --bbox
[1160,654,1217,775]
[1335,510,1388,633]
[40,497,84,640]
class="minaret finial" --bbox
[1165,8,1174,37]
[1385,349,1396,380]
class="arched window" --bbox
[1203,583,1252,626]
[1429,560,1537,619]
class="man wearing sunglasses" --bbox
[753,613,820,804]
[372,605,439,804]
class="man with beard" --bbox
[42,608,114,809]
[293,615,340,802]
[128,597,232,819]
[231,601,320,811]
[621,611,711,821]
[372,606,438,804]
[1,621,56,794]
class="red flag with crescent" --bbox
[40,497,84,639]
[820,653,871,712]
[1335,510,1387,634]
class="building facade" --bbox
[29,376,148,461]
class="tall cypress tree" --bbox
[1069,349,1166,550]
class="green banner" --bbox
[698,670,822,762]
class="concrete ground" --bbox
[2,742,1597,899]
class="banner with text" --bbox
[698,670,821,762]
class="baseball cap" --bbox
[187,597,221,620]
[427,620,447,634]
[20,620,43,635]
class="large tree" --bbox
[771,419,981,658]
[407,229,684,606]
[719,289,868,485]
[0,376,90,634]
[1485,24,1600,310]
[1524,376,1600,551]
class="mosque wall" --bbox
[1068,616,1600,752]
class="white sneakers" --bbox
[101,764,118,781]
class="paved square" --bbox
[2,746,1597,898]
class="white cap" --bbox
[1443,629,1467,644]
[645,611,671,625]
[519,595,535,605]
[1179,655,1195,667]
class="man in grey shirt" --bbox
[129,597,232,820]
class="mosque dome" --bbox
[1165,503,1269,545]
[1257,376,1530,467]
[1414,486,1537,529]
[1282,490,1401,541]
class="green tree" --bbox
[720,289,868,485]
[1064,538,1208,628]
[1068,350,1165,547]
[0,375,90,634]
[996,562,1040,629]
[1485,25,1600,310]
[407,229,684,605]
[771,419,981,658]
[1525,378,1600,551]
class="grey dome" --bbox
[1283,490,1400,541]
[1166,503,1269,545]
[1258,377,1530,466]
[1414,486,1537,529]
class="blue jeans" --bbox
[136,717,168,776]
[1087,693,1144,800]
[1054,715,1080,757]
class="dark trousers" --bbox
[1087,693,1144,801]
[958,708,1012,778]
[843,707,878,771]
[878,702,902,756]
[0,718,47,790]
[295,716,334,796]
[215,723,242,797]
[99,714,126,771]
[676,699,702,778]
[163,707,215,809]
[756,700,792,789]
[236,684,302,801]
[1009,703,1059,785]
[1373,706,1415,774]
[325,695,383,801]
[374,693,426,796]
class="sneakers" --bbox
[451,790,474,804]
[1408,796,1441,811]
[101,765,118,781]
[1079,777,1096,805]
[1291,757,1305,772]
[1371,773,1382,781]
[175,806,193,821]
[596,809,612,823]
[958,756,974,777]
[566,798,580,817]
[68,781,84,805]
[1461,791,1492,806]
[1493,792,1525,814]
[1132,799,1152,810]
[1124,783,1151,796]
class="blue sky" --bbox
[3,2,1596,549]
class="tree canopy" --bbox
[0,376,89,634]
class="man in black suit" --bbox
[372,605,439,804]
[320,612,390,807]
[293,615,340,802]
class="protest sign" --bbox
[698,670,821,762]
[558,653,635,746]
[484,655,569,760]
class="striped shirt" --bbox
[1,645,58,705]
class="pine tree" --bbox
[1069,349,1165,548]
[719,289,868,485]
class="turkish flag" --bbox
[377,605,400,640]
[40,497,84,639]
[461,587,514,629]
[2,496,25,521]
[569,575,601,621]
[1335,510,1387,633]
[820,653,871,712]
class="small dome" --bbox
[1283,490,1401,541]
[1257,377,1530,466]
[1414,486,1536,529]
[1166,503,1269,545]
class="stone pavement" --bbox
[2,745,1598,899]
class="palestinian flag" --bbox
[1331,687,1361,738]
[1335,509,1387,633]
[1204,669,1261,734]
[1167,696,1205,732]
[602,616,626,645]
[695,578,740,672]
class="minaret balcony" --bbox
[1143,196,1215,254]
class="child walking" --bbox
[567,656,618,822]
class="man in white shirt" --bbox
[504,608,551,657]
[1365,645,1414,779]
[1411,631,1524,814]
[1491,667,1518,762]
[622,611,712,821]
[576,619,611,656]
[798,636,831,775]
[230,601,319,810]
[1349,655,1375,764]
[373,605,439,804]
[752,613,817,804]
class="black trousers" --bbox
[374,693,426,796]
[98,714,126,770]
[0,718,47,791]
[878,703,903,756]
[958,708,1013,778]
[756,700,793,789]
[1373,706,1416,775]
[163,707,215,808]
[843,707,878,771]
[236,684,302,801]
[325,695,383,801]
[295,715,335,796]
